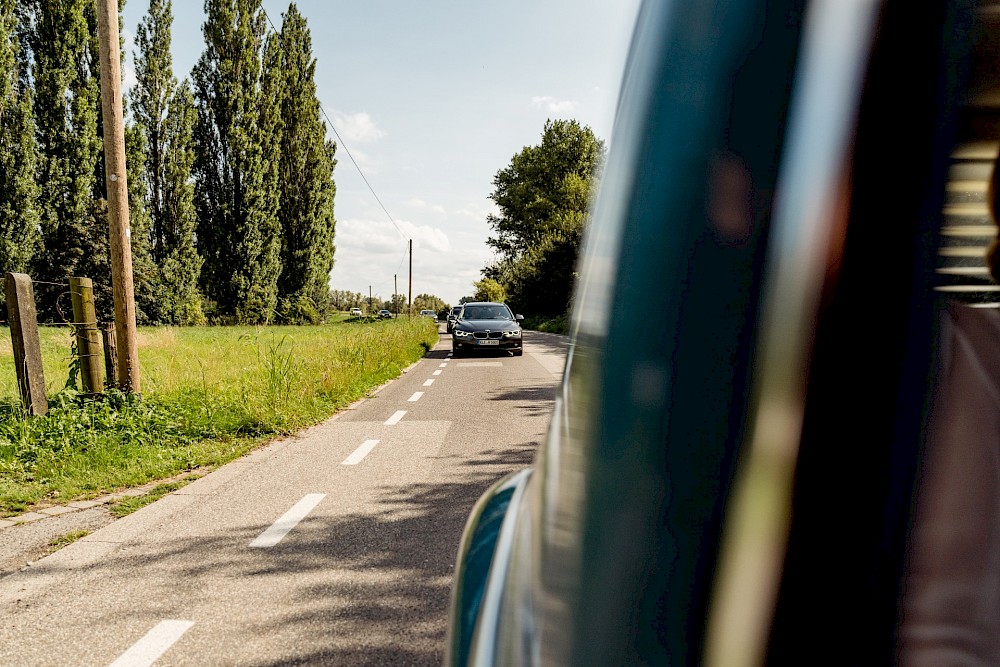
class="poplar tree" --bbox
[124,123,162,324]
[158,82,204,324]
[0,0,40,275]
[19,0,108,319]
[273,4,336,324]
[134,0,202,324]
[193,0,281,324]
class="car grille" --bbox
[473,331,503,340]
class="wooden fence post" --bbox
[102,322,117,391]
[4,273,48,415]
[69,277,103,394]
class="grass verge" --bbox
[522,314,569,335]
[0,318,438,516]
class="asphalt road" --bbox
[0,326,568,666]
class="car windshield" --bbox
[461,305,512,320]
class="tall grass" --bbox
[0,319,437,515]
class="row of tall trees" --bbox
[0,0,336,325]
[482,119,606,318]
[328,290,449,316]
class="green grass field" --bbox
[0,318,437,515]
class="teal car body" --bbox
[448,0,987,664]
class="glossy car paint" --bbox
[448,0,803,661]
[447,0,975,664]
[451,303,523,356]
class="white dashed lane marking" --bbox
[423,379,434,387]
[250,494,326,548]
[342,439,379,465]
[432,370,442,376]
[108,620,194,667]
[384,410,406,426]
[408,392,424,402]
[439,363,447,368]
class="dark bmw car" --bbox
[451,302,524,357]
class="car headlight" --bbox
[454,329,472,337]
[503,329,521,338]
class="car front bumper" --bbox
[452,336,522,353]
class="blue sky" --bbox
[121,0,642,306]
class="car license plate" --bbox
[478,339,499,346]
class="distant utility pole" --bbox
[369,285,372,313]
[394,274,398,316]
[96,0,141,394]
[408,239,413,319]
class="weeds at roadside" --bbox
[109,477,198,518]
[46,530,90,553]
[0,318,439,515]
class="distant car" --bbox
[420,309,438,320]
[447,305,463,333]
[450,302,523,357]
[378,309,392,319]
[349,307,362,317]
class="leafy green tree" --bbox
[472,278,506,303]
[134,0,172,257]
[124,123,162,324]
[193,0,281,324]
[413,293,447,313]
[19,0,109,319]
[331,290,365,312]
[134,0,202,324]
[0,0,40,275]
[383,293,406,314]
[158,82,204,324]
[485,119,605,317]
[272,4,336,323]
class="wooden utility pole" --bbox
[408,239,413,319]
[4,273,47,415]
[70,277,104,394]
[96,0,141,394]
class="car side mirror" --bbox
[515,314,524,321]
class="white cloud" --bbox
[455,204,497,223]
[531,95,579,114]
[329,217,467,302]
[330,111,386,144]
[405,198,447,215]
[338,147,379,175]
[398,219,452,253]
[336,217,452,257]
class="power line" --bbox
[261,7,407,243]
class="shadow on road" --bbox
[486,384,559,418]
[17,441,542,665]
